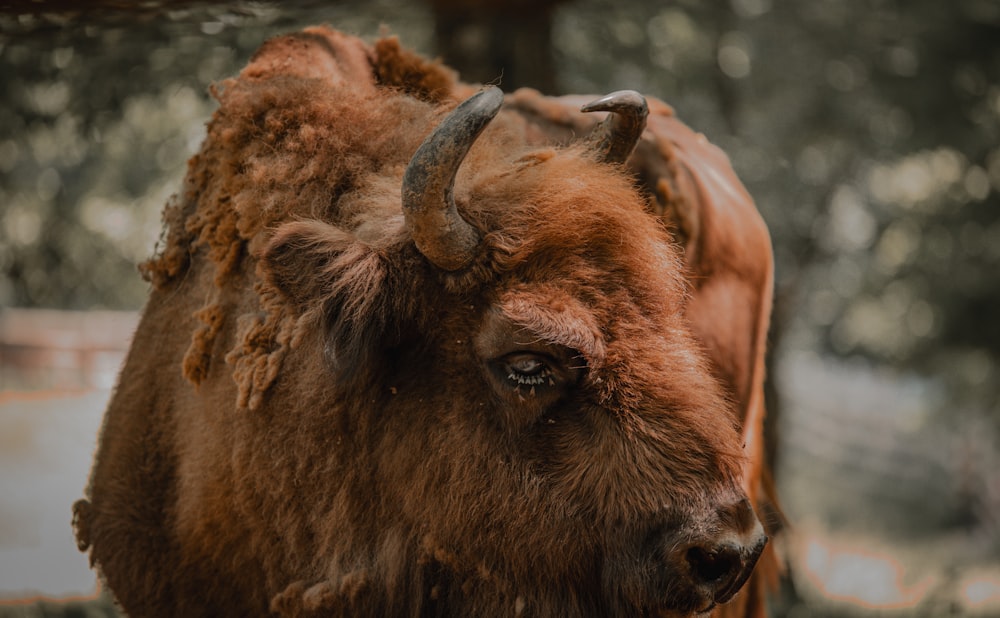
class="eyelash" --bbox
[504,356,556,387]
[506,367,554,386]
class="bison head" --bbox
[258,86,765,616]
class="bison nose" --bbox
[684,533,766,604]
[671,499,767,606]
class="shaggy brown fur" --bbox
[75,26,777,618]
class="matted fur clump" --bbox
[141,46,452,404]
[76,26,779,618]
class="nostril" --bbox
[681,534,767,605]
[686,544,742,588]
[658,501,768,609]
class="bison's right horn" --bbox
[402,86,504,271]
[581,90,649,164]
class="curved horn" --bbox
[402,86,504,271]
[580,90,649,164]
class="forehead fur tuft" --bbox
[475,151,689,317]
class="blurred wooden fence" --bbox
[0,309,138,393]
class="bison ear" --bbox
[261,220,405,384]
[260,221,353,309]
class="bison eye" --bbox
[503,353,555,387]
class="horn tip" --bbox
[473,84,504,110]
[451,85,504,127]
[580,90,648,114]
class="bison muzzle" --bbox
[73,27,777,618]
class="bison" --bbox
[73,27,779,617]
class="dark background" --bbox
[1,1,998,615]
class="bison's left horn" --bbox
[402,86,504,271]
[581,90,648,164]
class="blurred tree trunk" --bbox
[426,0,566,92]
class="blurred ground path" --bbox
[0,389,108,599]
[776,351,1000,616]
[0,309,136,601]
